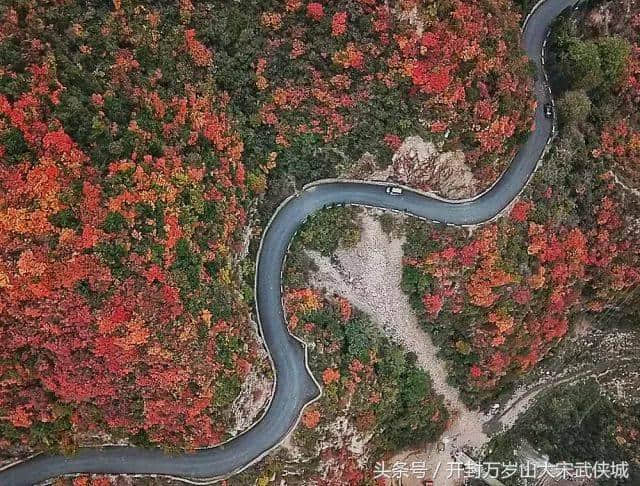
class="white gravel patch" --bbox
[307,211,490,486]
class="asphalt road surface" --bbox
[0,0,579,484]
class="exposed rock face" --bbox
[228,367,272,436]
[585,0,632,36]
[390,136,478,200]
[227,322,273,436]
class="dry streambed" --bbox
[307,212,488,486]
[306,209,640,484]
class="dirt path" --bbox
[306,211,639,485]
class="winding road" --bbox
[0,0,579,484]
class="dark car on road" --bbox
[543,102,554,119]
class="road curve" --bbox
[0,1,578,484]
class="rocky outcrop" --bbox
[227,323,273,436]
[389,136,478,200]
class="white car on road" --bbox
[386,186,403,195]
